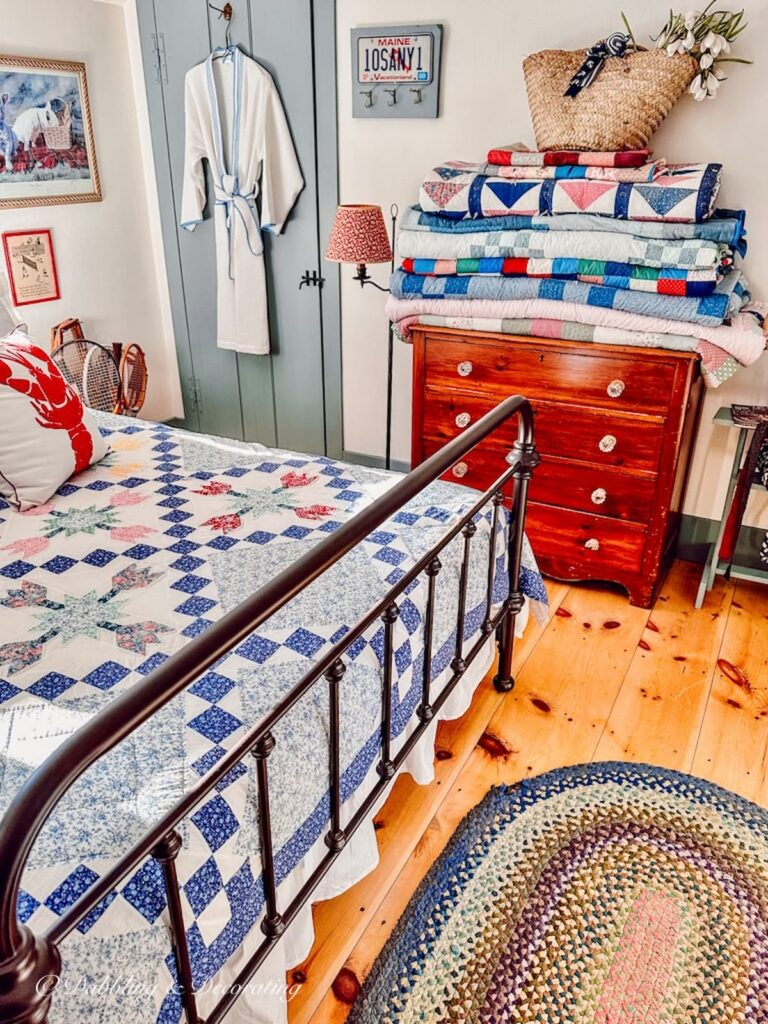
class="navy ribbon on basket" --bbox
[564,32,630,97]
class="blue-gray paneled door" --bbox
[136,0,341,456]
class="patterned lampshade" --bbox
[325,204,393,264]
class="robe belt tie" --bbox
[214,173,263,280]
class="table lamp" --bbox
[325,203,398,469]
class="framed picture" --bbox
[2,229,61,305]
[0,56,101,208]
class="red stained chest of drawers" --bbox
[411,327,703,608]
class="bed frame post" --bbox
[493,408,539,694]
[0,926,61,1024]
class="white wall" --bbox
[336,0,768,526]
[1,0,181,421]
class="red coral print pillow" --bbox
[0,331,109,510]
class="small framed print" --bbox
[2,229,60,305]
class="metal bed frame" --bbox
[0,395,538,1024]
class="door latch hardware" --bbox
[299,269,325,289]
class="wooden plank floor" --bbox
[287,561,768,1023]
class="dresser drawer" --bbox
[424,438,655,523]
[532,456,655,523]
[526,502,647,576]
[422,389,665,474]
[423,333,676,415]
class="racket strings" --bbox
[51,341,121,413]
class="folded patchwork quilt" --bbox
[408,205,747,252]
[400,257,719,297]
[487,145,652,168]
[385,295,766,368]
[390,268,749,327]
[391,312,749,388]
[420,163,723,223]
[397,209,730,271]
[444,158,667,183]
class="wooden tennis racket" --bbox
[51,339,123,413]
[114,343,148,417]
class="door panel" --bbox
[154,0,245,440]
[247,0,326,454]
[138,0,338,454]
[135,0,200,431]
[205,1,279,446]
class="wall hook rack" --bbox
[209,2,234,47]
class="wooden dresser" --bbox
[410,326,704,608]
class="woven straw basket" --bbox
[523,48,698,151]
[43,125,72,150]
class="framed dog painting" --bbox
[0,56,101,208]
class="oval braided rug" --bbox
[348,762,768,1024]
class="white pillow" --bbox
[0,331,109,510]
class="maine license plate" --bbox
[357,33,433,84]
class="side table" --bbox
[695,406,768,607]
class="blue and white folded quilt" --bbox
[390,268,750,327]
[0,413,545,1024]
[419,163,723,223]
[397,208,730,272]
[410,205,747,253]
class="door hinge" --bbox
[158,32,169,84]
[299,269,325,289]
[150,32,161,83]
[150,31,168,85]
[187,374,203,416]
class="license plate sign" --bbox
[357,33,433,84]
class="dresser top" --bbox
[410,324,701,366]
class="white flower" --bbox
[667,38,686,56]
[702,31,730,56]
[684,10,699,29]
[684,30,696,48]
[706,73,721,93]
[699,52,714,69]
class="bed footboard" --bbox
[0,396,538,1024]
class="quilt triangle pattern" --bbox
[557,180,616,211]
[635,185,696,216]
[422,181,466,209]
[435,166,467,180]
[486,181,538,209]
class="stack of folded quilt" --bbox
[386,145,766,387]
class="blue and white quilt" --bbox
[0,413,546,1023]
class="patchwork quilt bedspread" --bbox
[0,413,545,1024]
[419,163,723,223]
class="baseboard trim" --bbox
[342,449,411,474]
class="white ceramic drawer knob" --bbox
[599,434,617,453]
[591,487,607,505]
[457,360,473,377]
[455,411,471,428]
[452,461,469,478]
[584,538,600,551]
[607,379,626,398]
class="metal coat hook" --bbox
[209,2,233,48]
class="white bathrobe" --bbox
[181,46,303,355]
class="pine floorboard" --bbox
[286,560,768,1023]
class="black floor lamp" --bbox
[325,203,399,470]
